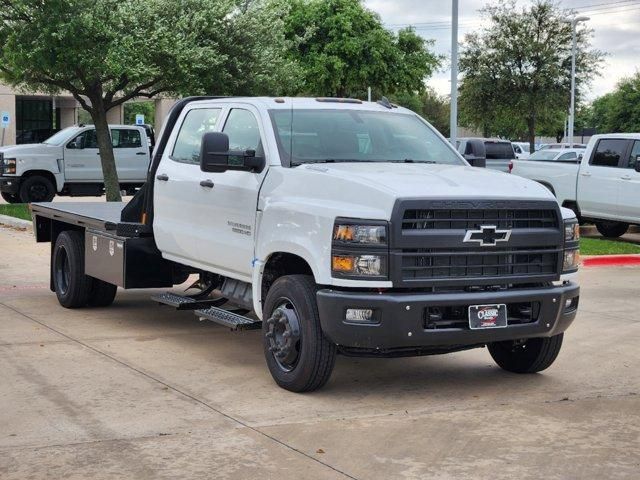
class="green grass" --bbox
[580,237,640,256]
[0,203,31,221]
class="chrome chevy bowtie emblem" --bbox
[463,225,511,246]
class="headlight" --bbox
[563,219,580,273]
[564,220,580,242]
[1,158,16,174]
[563,249,580,272]
[332,254,387,277]
[332,219,389,279]
[333,223,387,245]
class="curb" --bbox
[582,255,640,267]
[0,213,32,230]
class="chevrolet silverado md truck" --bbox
[28,97,580,392]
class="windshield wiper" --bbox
[386,159,438,164]
[291,159,377,166]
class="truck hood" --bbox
[302,162,555,200]
[0,143,61,156]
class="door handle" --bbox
[621,175,632,180]
[580,172,592,177]
[199,179,214,188]
[156,173,169,181]
[136,152,147,156]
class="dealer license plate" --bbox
[468,304,508,329]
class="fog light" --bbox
[345,308,375,323]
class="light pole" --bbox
[450,0,459,146]
[565,16,589,145]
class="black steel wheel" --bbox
[488,333,564,374]
[262,275,336,392]
[19,175,55,203]
[53,231,93,308]
[1,192,20,204]
[595,221,628,238]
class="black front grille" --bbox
[402,207,559,230]
[401,247,559,281]
[391,199,563,287]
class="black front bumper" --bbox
[0,176,20,194]
[317,282,579,354]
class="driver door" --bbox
[63,128,102,181]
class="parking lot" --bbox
[0,222,639,479]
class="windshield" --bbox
[485,142,515,160]
[529,150,562,161]
[268,109,464,166]
[43,127,80,145]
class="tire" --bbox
[53,231,93,308]
[488,333,564,374]
[595,221,628,238]
[87,278,117,307]
[19,175,55,203]
[1,192,20,203]
[262,275,336,392]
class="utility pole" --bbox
[565,16,589,145]
[450,0,458,145]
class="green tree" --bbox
[124,102,155,127]
[458,0,602,150]
[0,0,297,201]
[282,0,440,98]
[588,72,640,133]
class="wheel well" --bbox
[261,252,314,302]
[561,200,582,219]
[22,170,58,190]
[535,180,555,196]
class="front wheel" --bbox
[262,275,336,392]
[19,175,55,203]
[595,221,628,238]
[488,333,563,374]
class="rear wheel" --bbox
[488,334,563,374]
[53,231,93,308]
[595,221,628,238]
[262,275,336,392]
[19,175,55,203]
[87,278,117,307]
[1,192,20,204]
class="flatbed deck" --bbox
[31,202,127,232]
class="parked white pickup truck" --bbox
[29,97,580,392]
[0,124,150,203]
[510,134,640,237]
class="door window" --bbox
[171,108,222,164]
[627,141,640,170]
[112,129,142,148]
[590,139,628,167]
[67,129,98,149]
[558,152,578,162]
[222,109,263,153]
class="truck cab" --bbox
[0,124,150,203]
[31,97,581,392]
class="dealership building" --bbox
[0,82,174,146]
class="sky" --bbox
[365,0,640,101]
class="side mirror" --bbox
[67,137,84,149]
[463,139,487,168]
[199,131,265,173]
[635,156,640,173]
[578,153,584,160]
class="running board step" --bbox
[151,292,224,311]
[195,306,262,330]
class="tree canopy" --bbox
[585,72,640,133]
[282,0,441,98]
[458,0,603,148]
[0,0,297,201]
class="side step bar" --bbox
[195,306,262,330]
[151,292,225,311]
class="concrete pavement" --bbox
[0,224,639,479]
